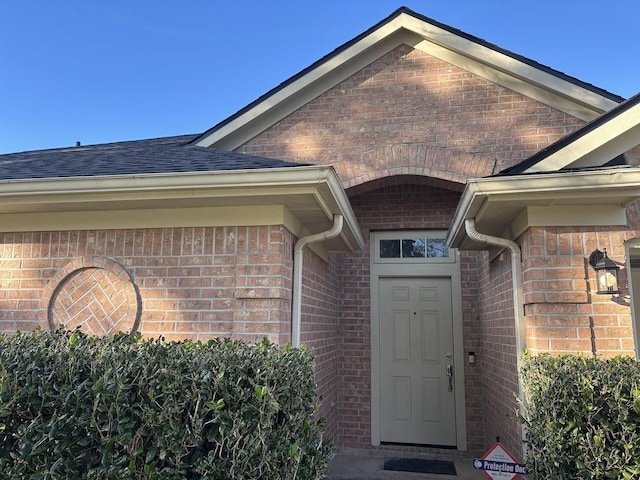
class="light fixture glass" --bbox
[589,248,621,295]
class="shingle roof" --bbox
[0,135,307,180]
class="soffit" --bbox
[195,9,622,150]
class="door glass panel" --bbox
[380,237,449,260]
[402,239,426,258]
[426,239,449,258]
[380,239,401,258]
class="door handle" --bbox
[446,364,454,392]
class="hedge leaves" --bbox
[520,352,640,480]
[0,329,331,479]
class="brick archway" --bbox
[42,257,142,335]
[337,143,496,189]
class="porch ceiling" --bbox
[447,167,640,251]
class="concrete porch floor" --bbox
[324,453,487,480]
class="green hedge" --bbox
[0,329,331,479]
[520,352,640,480]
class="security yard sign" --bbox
[473,442,528,479]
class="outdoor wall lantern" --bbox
[588,248,621,295]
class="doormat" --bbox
[383,457,457,475]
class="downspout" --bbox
[464,218,528,440]
[291,214,344,348]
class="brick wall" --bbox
[0,226,294,343]
[477,251,522,456]
[238,44,585,182]
[459,250,485,454]
[299,248,341,441]
[522,226,635,356]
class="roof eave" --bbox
[518,93,640,174]
[0,165,365,254]
[447,168,640,251]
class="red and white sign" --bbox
[472,442,528,479]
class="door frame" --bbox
[625,238,640,358]
[370,230,467,450]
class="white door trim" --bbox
[625,238,640,358]
[370,231,467,450]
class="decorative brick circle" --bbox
[43,257,142,335]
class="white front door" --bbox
[379,277,456,446]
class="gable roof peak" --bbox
[194,7,624,150]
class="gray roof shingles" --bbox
[0,135,307,181]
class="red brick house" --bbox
[2,7,640,457]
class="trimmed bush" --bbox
[0,328,330,479]
[520,352,640,480]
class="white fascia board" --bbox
[401,15,618,117]
[524,101,640,173]
[412,39,611,121]
[0,166,332,197]
[448,168,640,248]
[310,170,366,252]
[326,169,366,251]
[470,168,640,198]
[446,180,485,248]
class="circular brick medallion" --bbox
[46,258,142,335]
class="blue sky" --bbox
[1,1,638,154]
